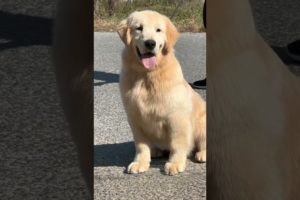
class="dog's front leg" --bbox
[165,115,192,176]
[127,125,151,174]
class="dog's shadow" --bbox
[94,142,168,173]
[94,71,119,86]
[94,142,135,167]
[94,142,202,174]
[0,11,53,52]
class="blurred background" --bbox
[94,0,204,32]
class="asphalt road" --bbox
[0,1,89,199]
[94,32,207,199]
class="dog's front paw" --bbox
[195,150,206,163]
[164,162,185,176]
[127,161,150,174]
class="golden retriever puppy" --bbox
[117,10,206,175]
[207,0,300,199]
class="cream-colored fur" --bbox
[208,0,300,199]
[117,10,206,175]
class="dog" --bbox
[116,10,206,175]
[207,0,300,199]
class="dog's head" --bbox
[117,10,179,71]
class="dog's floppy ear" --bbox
[163,18,180,54]
[116,19,131,46]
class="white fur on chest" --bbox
[124,79,191,118]
[125,79,172,120]
[120,77,192,148]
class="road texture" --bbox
[0,1,89,199]
[94,32,207,200]
[250,0,300,75]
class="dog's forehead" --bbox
[128,11,166,27]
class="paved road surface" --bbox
[0,1,89,199]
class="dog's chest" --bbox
[123,82,172,147]
[126,80,170,119]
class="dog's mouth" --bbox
[136,47,157,70]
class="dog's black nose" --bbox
[144,40,156,50]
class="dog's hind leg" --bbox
[194,120,206,163]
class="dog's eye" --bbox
[156,28,161,32]
[136,25,143,31]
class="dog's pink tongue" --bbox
[141,56,157,70]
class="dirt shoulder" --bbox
[94,0,205,32]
